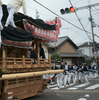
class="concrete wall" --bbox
[63,58,72,65]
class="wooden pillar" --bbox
[26,49,29,58]
[2,46,6,73]
[22,55,26,68]
[48,54,51,70]
[36,40,40,59]
[14,58,17,68]
[36,40,40,67]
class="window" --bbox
[82,49,84,53]
[77,49,84,54]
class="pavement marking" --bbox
[74,83,88,88]
[48,83,74,88]
[85,84,99,90]
[66,83,75,87]
[48,84,57,88]
[78,98,86,100]
[67,87,78,90]
[84,94,89,97]
[50,87,60,90]
[49,83,74,90]
[61,86,65,88]
[92,79,99,80]
[67,83,88,90]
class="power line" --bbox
[33,0,99,39]
[74,37,90,43]
[32,0,93,35]
[73,0,82,5]
[27,4,57,19]
[69,0,92,41]
[61,28,87,37]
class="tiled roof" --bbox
[49,36,78,49]
[58,52,86,57]
[78,42,97,47]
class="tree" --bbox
[51,53,62,62]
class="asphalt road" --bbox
[25,91,99,100]
[24,76,99,100]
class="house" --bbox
[48,36,86,65]
[77,42,98,64]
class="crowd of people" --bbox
[53,62,98,88]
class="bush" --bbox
[51,53,62,61]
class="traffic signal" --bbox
[70,6,75,12]
[60,6,75,14]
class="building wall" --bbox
[62,57,84,65]
[63,58,72,65]
[79,46,94,57]
[57,42,77,53]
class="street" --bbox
[24,76,99,100]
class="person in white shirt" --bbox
[5,0,27,28]
[56,61,63,88]
[92,65,98,78]
[0,0,3,30]
[63,62,69,86]
[68,64,77,85]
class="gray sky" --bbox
[2,0,99,45]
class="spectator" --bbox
[29,46,38,59]
[29,46,38,64]
[39,43,45,59]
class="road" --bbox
[24,76,99,100]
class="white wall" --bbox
[79,46,94,57]
[63,58,72,65]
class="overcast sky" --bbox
[2,0,99,45]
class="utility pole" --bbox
[36,9,39,19]
[68,0,92,41]
[60,1,99,66]
[89,6,97,66]
[55,17,58,66]
[76,3,99,11]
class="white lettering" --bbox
[8,96,13,99]
[35,27,37,33]
[44,31,46,35]
[8,92,12,95]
